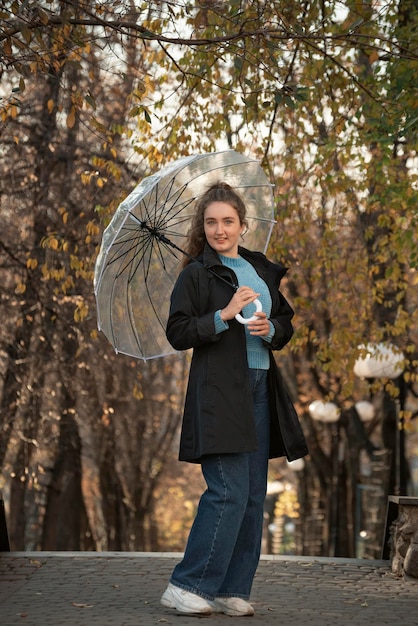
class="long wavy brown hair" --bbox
[182,182,248,267]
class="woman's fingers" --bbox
[236,287,259,306]
[220,288,260,321]
[248,312,270,336]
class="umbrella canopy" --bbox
[94,150,276,360]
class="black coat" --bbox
[166,244,309,463]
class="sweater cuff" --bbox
[214,310,229,334]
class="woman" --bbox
[161,182,308,616]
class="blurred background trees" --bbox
[0,0,417,556]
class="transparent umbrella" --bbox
[94,150,276,360]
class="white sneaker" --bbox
[160,582,212,615]
[210,596,255,616]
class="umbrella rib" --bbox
[130,240,172,349]
[124,277,145,358]
[152,177,187,223]
[158,198,195,232]
[107,217,186,280]
[127,237,153,283]
[161,185,192,223]
[147,178,196,232]
[142,263,167,330]
[112,233,153,279]
[104,232,149,271]
[127,230,179,284]
[129,186,192,235]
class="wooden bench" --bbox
[382,495,418,578]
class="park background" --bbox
[0,0,417,560]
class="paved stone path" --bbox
[1,552,417,625]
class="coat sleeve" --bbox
[166,265,222,351]
[245,250,294,353]
[264,280,295,352]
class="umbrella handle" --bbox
[235,298,262,325]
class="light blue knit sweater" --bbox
[214,254,274,370]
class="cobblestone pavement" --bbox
[1,552,417,626]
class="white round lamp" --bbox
[309,400,340,423]
[355,401,375,422]
[353,343,405,379]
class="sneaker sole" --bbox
[212,601,254,616]
[161,593,212,615]
[221,608,254,616]
[161,602,212,615]
[177,607,212,615]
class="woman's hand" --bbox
[220,286,260,321]
[247,312,271,336]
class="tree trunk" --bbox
[41,408,83,550]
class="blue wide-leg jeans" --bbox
[170,369,270,601]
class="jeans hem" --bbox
[169,579,215,602]
[216,593,250,600]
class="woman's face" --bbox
[203,201,243,258]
